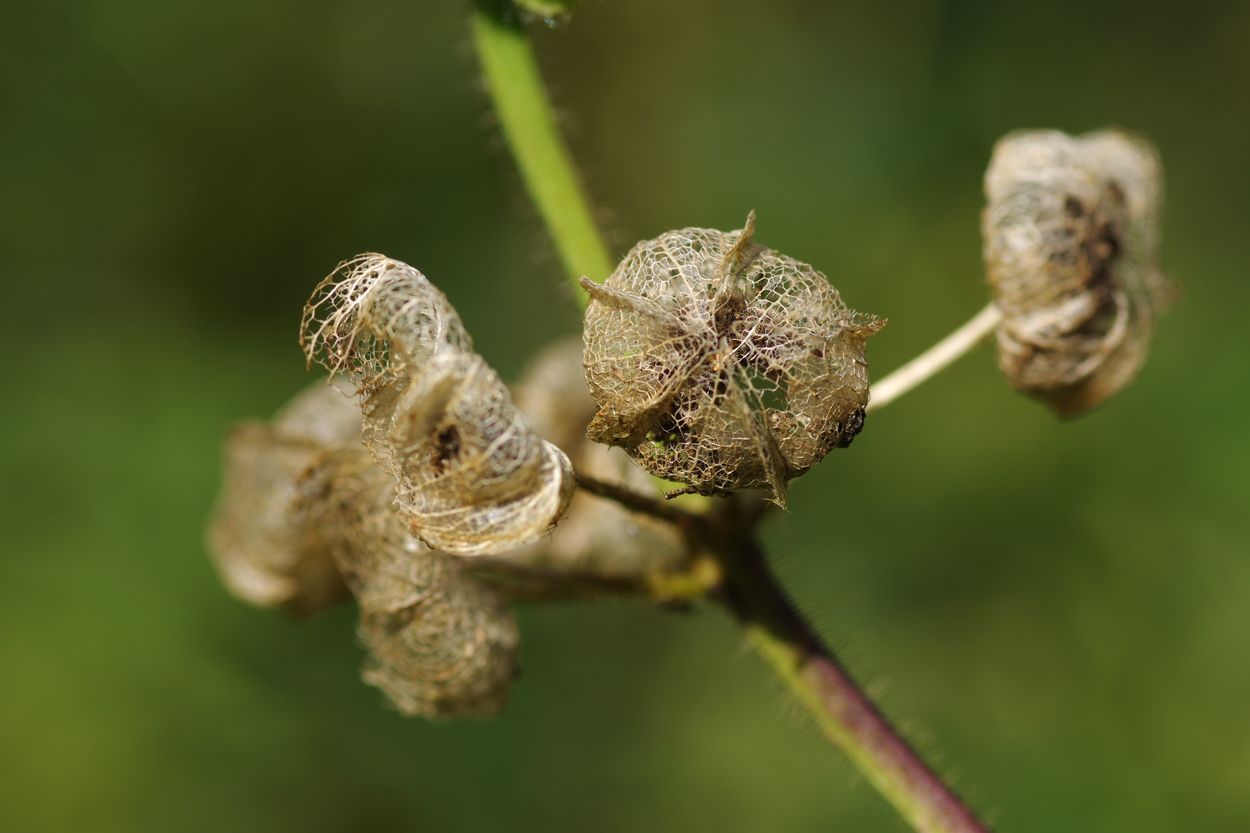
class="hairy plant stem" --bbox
[709,506,991,833]
[470,0,615,299]
[868,303,1002,412]
[471,6,993,831]
[575,470,706,528]
[467,555,649,600]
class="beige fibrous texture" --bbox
[301,254,574,555]
[983,129,1172,415]
[206,381,358,614]
[300,452,519,718]
[209,380,519,718]
[506,339,687,579]
[580,213,884,506]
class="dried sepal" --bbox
[205,382,359,614]
[580,213,883,505]
[301,452,519,718]
[983,129,1172,415]
[505,339,687,581]
[301,254,574,555]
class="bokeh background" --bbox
[3,1,1249,831]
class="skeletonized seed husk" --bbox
[983,129,1172,415]
[580,213,883,505]
[206,381,359,614]
[301,254,574,554]
[299,450,519,718]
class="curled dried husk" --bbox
[301,254,574,554]
[205,382,359,614]
[300,451,519,718]
[983,129,1172,415]
[389,350,575,554]
[580,213,883,505]
[503,339,687,583]
[300,254,472,390]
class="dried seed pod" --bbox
[301,254,472,390]
[388,350,575,554]
[983,129,1172,415]
[301,254,574,555]
[211,375,522,716]
[206,382,359,614]
[580,213,884,505]
[300,452,519,718]
[506,339,687,581]
[270,374,367,447]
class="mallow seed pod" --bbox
[299,450,519,718]
[580,213,883,506]
[206,381,358,614]
[301,254,574,555]
[983,129,1172,415]
[389,350,575,555]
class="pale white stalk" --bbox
[868,303,1002,412]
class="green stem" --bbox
[470,0,615,300]
[715,528,992,833]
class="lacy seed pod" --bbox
[580,213,884,505]
[299,451,519,718]
[301,254,574,555]
[983,129,1172,415]
[389,350,575,555]
[206,381,359,614]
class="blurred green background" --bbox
[3,1,1248,831]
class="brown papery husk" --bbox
[581,213,883,505]
[983,129,1173,416]
[206,381,360,614]
[300,450,519,718]
[301,254,574,554]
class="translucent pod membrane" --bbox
[210,378,519,718]
[503,339,687,582]
[302,452,519,718]
[302,254,574,554]
[580,213,883,506]
[206,382,359,614]
[983,129,1172,416]
[389,351,574,555]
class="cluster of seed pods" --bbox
[209,126,1169,720]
